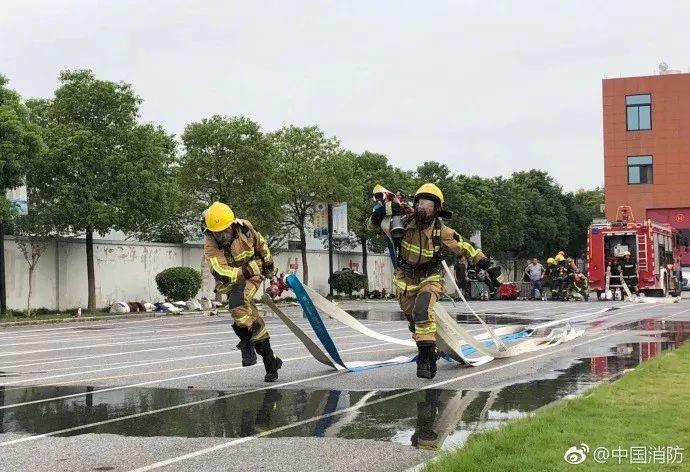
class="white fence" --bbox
[4,236,395,311]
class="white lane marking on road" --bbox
[124,306,690,472]
[0,322,431,409]
[4,323,422,375]
[0,319,403,369]
[0,327,411,387]
[0,303,406,339]
[0,342,404,444]
[0,313,396,344]
[0,314,211,337]
[0,326,249,348]
[0,318,352,350]
[0,331,238,357]
[0,314,404,357]
[531,303,642,330]
[0,339,232,370]
[0,317,383,357]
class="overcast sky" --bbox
[2,0,688,191]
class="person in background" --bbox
[544,257,557,299]
[552,254,567,300]
[524,258,545,300]
[616,251,639,298]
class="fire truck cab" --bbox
[587,206,685,298]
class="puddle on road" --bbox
[344,310,537,325]
[0,320,687,450]
[455,313,550,325]
[345,310,407,322]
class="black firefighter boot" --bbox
[231,323,257,367]
[255,338,283,382]
[416,341,438,379]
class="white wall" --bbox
[4,236,394,311]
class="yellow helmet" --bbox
[372,183,388,195]
[205,202,235,232]
[414,183,445,205]
[624,251,631,257]
[547,257,555,264]
[555,254,565,262]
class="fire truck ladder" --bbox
[606,265,624,289]
[636,233,648,272]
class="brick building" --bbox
[602,71,690,265]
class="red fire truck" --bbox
[587,206,686,298]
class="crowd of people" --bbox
[523,252,589,301]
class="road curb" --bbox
[0,310,209,328]
[0,302,305,328]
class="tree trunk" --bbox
[27,265,34,317]
[513,258,519,282]
[86,230,96,313]
[299,226,308,285]
[360,235,368,287]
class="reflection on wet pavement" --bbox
[345,310,407,322]
[0,320,687,451]
[455,313,550,325]
[345,310,547,326]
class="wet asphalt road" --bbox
[0,296,688,471]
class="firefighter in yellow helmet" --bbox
[203,202,282,382]
[543,257,556,299]
[552,253,567,300]
[369,183,504,379]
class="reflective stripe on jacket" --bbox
[204,219,273,288]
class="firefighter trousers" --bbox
[227,278,269,342]
[396,281,445,343]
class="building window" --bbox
[626,94,651,131]
[628,155,653,184]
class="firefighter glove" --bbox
[242,260,262,279]
[262,260,277,278]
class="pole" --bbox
[0,222,5,315]
[328,203,334,297]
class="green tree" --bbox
[413,162,488,238]
[270,126,358,284]
[179,115,283,239]
[483,176,529,275]
[561,188,604,259]
[28,70,179,312]
[509,170,569,259]
[574,187,604,216]
[0,74,43,221]
[454,175,500,240]
[415,161,453,186]
[135,170,195,244]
